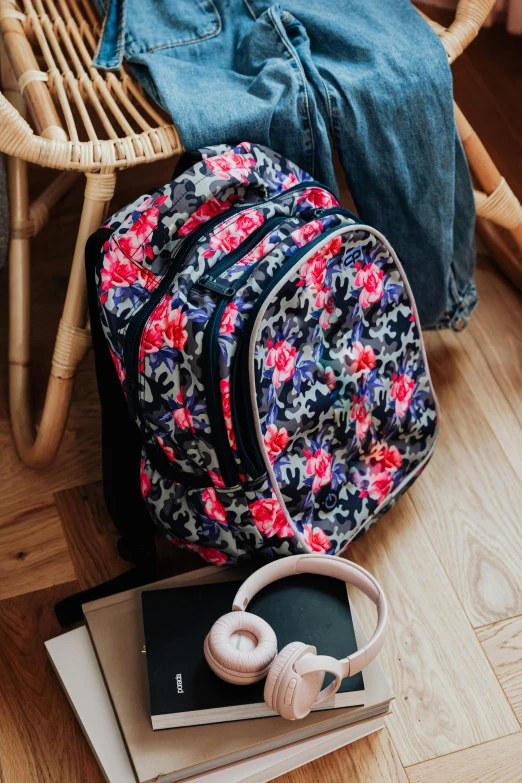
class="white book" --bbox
[46,626,388,783]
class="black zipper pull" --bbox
[198,274,236,298]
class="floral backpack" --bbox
[88,142,439,571]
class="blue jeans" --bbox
[93,0,477,330]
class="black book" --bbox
[142,573,365,729]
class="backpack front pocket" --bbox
[244,225,439,553]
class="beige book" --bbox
[46,625,388,783]
[83,565,393,783]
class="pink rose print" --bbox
[164,307,188,350]
[304,447,333,492]
[234,210,264,235]
[349,342,376,373]
[208,210,263,254]
[205,152,256,183]
[239,235,273,266]
[299,251,326,293]
[303,524,331,553]
[266,340,297,388]
[132,205,159,239]
[249,497,293,538]
[209,227,242,254]
[297,187,338,209]
[202,487,227,523]
[315,287,339,329]
[116,195,165,262]
[119,206,159,263]
[173,390,194,431]
[141,296,187,356]
[178,197,234,237]
[390,373,415,418]
[190,543,228,565]
[141,322,163,355]
[220,378,236,449]
[208,468,226,488]
[140,459,151,498]
[321,235,343,260]
[297,237,342,292]
[292,219,324,248]
[281,172,299,190]
[369,443,403,472]
[354,262,384,308]
[350,395,372,439]
[324,367,337,391]
[148,295,170,324]
[155,434,176,462]
[136,265,158,292]
[263,425,290,463]
[220,302,239,335]
[100,245,138,291]
[367,470,394,503]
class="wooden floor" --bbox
[1,15,522,783]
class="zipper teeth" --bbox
[232,219,353,478]
[202,215,294,485]
[122,179,330,399]
[205,299,237,484]
[203,215,289,285]
[122,206,243,378]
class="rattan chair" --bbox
[0,0,181,468]
[0,0,520,468]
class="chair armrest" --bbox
[0,89,37,159]
[437,0,496,62]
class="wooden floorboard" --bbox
[0,583,105,783]
[412,326,522,628]
[405,732,522,783]
[0,500,75,602]
[347,498,519,768]
[275,726,408,783]
[54,482,132,591]
[477,615,522,727]
[467,257,522,431]
[0,402,102,527]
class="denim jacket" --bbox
[93,0,477,330]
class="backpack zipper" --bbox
[201,214,290,486]
[231,215,355,479]
[196,215,288,297]
[121,180,329,420]
[201,207,357,485]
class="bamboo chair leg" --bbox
[9,169,116,468]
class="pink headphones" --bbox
[204,554,388,720]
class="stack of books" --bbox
[46,566,394,783]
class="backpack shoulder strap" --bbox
[54,228,156,626]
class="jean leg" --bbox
[262,7,337,191]
[272,0,476,329]
[440,135,477,331]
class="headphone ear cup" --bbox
[204,612,277,685]
[264,641,307,711]
[265,643,325,720]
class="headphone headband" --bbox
[232,554,388,678]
